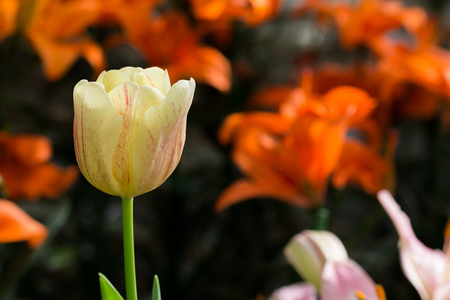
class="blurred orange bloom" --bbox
[298,0,429,50]
[94,0,162,28]
[333,122,397,194]
[190,0,281,26]
[0,0,18,42]
[311,63,441,123]
[0,132,78,200]
[123,12,231,92]
[376,44,450,101]
[0,199,47,248]
[25,0,105,81]
[216,84,377,211]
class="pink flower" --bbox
[377,190,450,300]
[270,230,384,300]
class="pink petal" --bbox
[434,282,450,300]
[269,282,317,300]
[377,190,446,300]
[321,260,378,300]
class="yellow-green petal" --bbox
[73,80,123,196]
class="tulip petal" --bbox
[321,260,378,300]
[97,69,130,93]
[377,190,446,300]
[73,80,123,196]
[130,78,195,196]
[142,67,171,95]
[269,282,317,300]
[110,83,165,196]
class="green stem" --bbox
[122,196,137,300]
[313,207,330,231]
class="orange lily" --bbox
[0,0,18,42]
[25,0,105,81]
[94,0,162,28]
[297,0,429,50]
[123,12,231,92]
[310,63,441,123]
[216,84,376,211]
[190,0,281,26]
[0,199,47,248]
[376,43,450,102]
[140,13,230,92]
[333,126,397,194]
[0,132,78,200]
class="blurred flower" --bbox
[25,0,105,81]
[0,0,18,42]
[375,44,450,103]
[73,66,195,197]
[298,0,429,50]
[0,132,78,200]
[333,121,397,194]
[190,0,281,26]
[296,0,447,121]
[377,190,450,300]
[0,199,47,249]
[269,283,316,300]
[311,63,442,124]
[94,0,162,28]
[270,230,385,300]
[122,13,231,92]
[216,82,376,211]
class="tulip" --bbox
[74,67,195,300]
[73,66,195,198]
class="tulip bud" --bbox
[284,230,348,291]
[73,67,195,197]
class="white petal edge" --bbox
[268,283,317,300]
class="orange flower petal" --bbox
[246,85,298,110]
[169,45,231,92]
[0,0,18,42]
[190,0,229,21]
[0,199,48,248]
[2,164,79,200]
[0,132,52,165]
[321,86,377,125]
[28,33,105,81]
[218,112,289,144]
[332,134,397,194]
[25,0,104,80]
[0,132,78,200]
[215,179,309,212]
[286,115,347,189]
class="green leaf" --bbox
[152,275,161,300]
[99,273,124,300]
